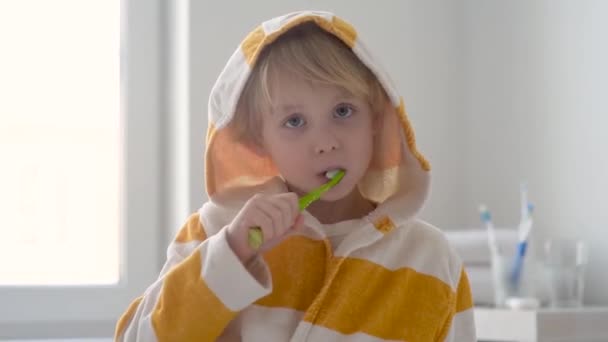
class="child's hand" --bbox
[226,193,304,265]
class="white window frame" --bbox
[0,0,166,338]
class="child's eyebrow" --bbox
[273,104,303,115]
[333,90,356,101]
[272,91,357,115]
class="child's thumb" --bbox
[291,214,305,231]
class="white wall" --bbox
[184,1,608,305]
[462,0,608,305]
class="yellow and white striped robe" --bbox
[115,10,475,341]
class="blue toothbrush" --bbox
[510,202,534,287]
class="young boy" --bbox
[115,11,476,342]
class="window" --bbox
[0,0,164,338]
[0,0,120,287]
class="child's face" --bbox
[259,71,375,201]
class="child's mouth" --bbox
[317,168,344,182]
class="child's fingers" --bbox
[276,192,300,225]
[291,214,304,231]
[274,193,299,216]
[244,192,300,249]
[264,198,291,235]
[253,200,279,239]
[269,197,297,234]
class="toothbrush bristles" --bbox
[325,169,342,179]
[478,205,492,222]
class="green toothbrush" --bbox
[248,169,345,249]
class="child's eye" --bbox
[284,115,305,128]
[334,104,354,118]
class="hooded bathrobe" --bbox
[115,10,476,342]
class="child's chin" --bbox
[319,184,352,201]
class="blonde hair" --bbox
[232,22,387,147]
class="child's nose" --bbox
[315,144,337,154]
[314,134,341,154]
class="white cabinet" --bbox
[474,307,608,342]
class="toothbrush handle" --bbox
[517,241,527,257]
[510,241,528,286]
[248,226,263,250]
